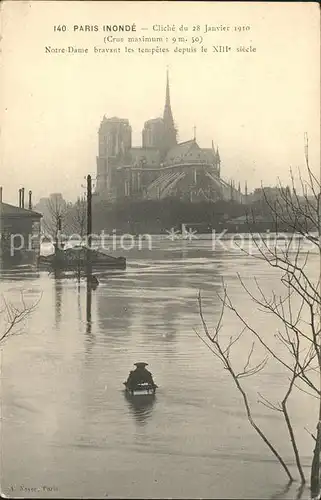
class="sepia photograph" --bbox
[0,1,320,498]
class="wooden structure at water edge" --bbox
[38,175,126,272]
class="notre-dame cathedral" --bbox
[95,71,241,203]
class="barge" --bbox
[38,245,126,271]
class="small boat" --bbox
[123,362,158,396]
[123,382,157,396]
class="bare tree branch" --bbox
[196,145,320,494]
[0,291,41,344]
[197,291,294,482]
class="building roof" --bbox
[165,139,198,162]
[130,147,161,166]
[0,202,42,219]
[165,139,218,165]
[201,148,216,164]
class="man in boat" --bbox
[125,362,156,390]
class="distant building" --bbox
[34,193,68,236]
[0,200,42,266]
[249,186,291,203]
[95,71,243,204]
[35,193,67,215]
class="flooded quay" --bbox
[0,237,317,499]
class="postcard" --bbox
[0,1,320,499]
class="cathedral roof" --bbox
[165,139,217,164]
[130,147,161,166]
[201,148,217,164]
[165,139,198,161]
[164,140,220,166]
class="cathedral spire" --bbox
[162,68,177,156]
[165,67,171,108]
[163,68,175,128]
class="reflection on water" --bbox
[0,239,316,499]
[124,392,157,426]
[85,280,95,355]
[0,266,40,282]
[86,282,92,328]
[54,278,63,328]
[269,481,305,500]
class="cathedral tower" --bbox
[96,116,132,196]
[142,118,164,149]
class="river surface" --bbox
[0,236,318,499]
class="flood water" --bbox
[0,236,318,499]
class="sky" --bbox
[0,1,320,204]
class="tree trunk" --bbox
[311,421,321,499]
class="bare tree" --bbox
[0,291,41,344]
[66,196,87,240]
[41,195,69,246]
[196,137,320,498]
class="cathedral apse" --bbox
[95,71,242,204]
